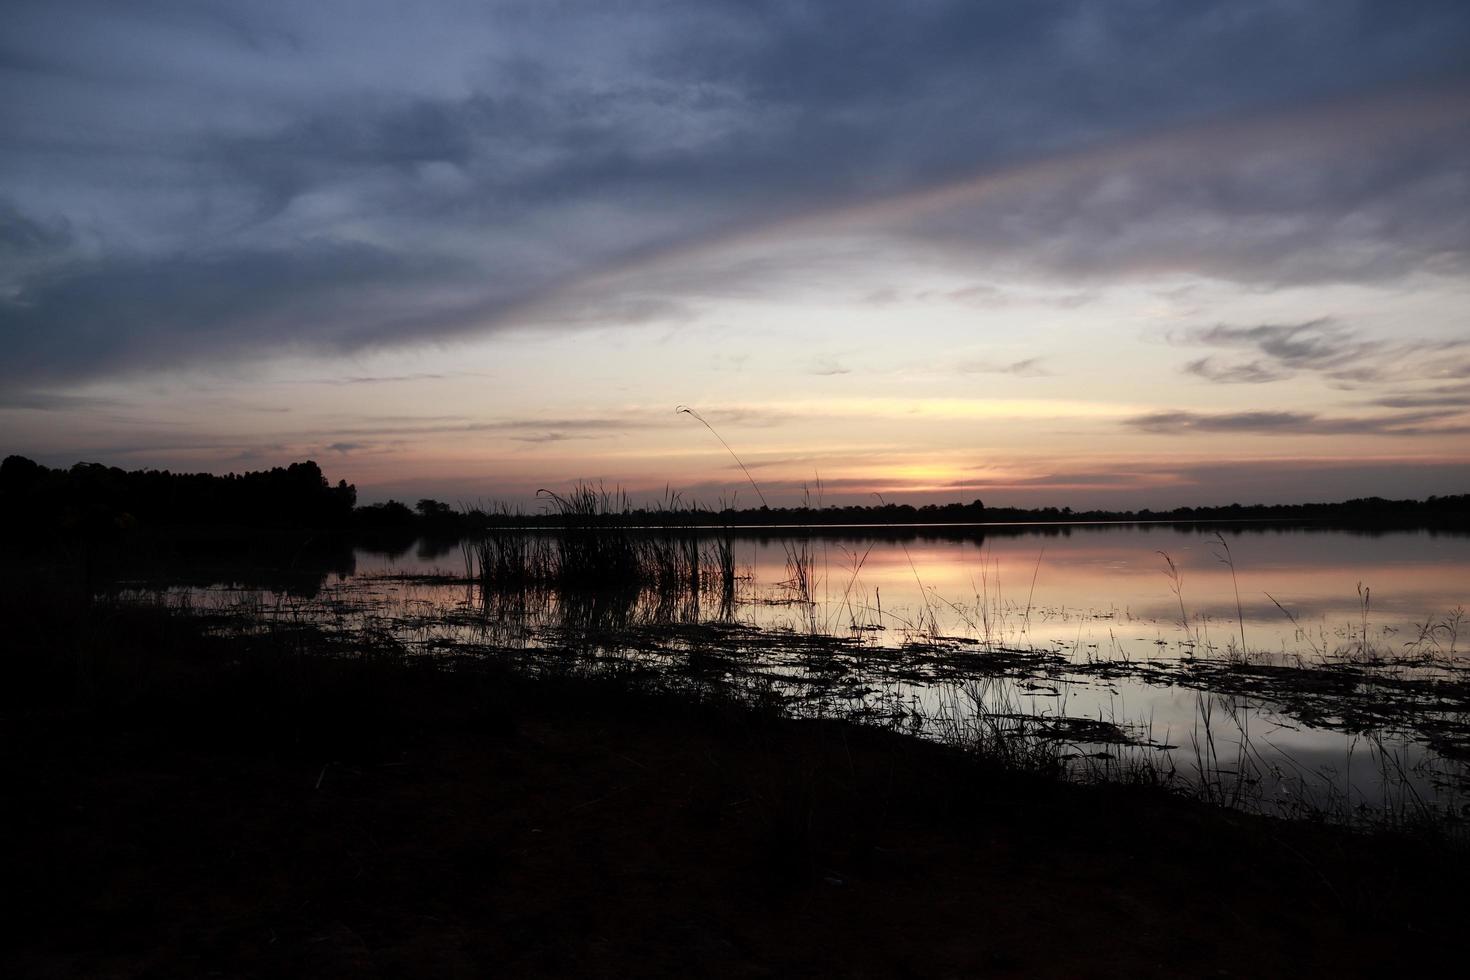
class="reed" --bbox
[1157,550,1194,649]
[466,482,740,624]
[1212,532,1248,660]
[678,407,825,628]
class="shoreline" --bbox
[4,593,1466,977]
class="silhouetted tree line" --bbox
[462,494,1468,530]
[476,499,996,527]
[4,454,1465,543]
[354,497,461,530]
[1028,495,1470,529]
[1,455,357,542]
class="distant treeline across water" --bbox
[2,454,1466,543]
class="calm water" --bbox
[368,523,1468,660]
[136,523,1470,822]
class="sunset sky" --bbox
[4,1,1469,508]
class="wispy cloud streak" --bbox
[1126,409,1470,436]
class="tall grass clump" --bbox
[467,503,554,591]
[539,484,645,590]
[466,482,740,623]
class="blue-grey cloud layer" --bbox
[3,0,1469,385]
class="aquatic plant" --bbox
[464,482,741,624]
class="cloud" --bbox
[1126,409,1470,436]
[0,242,503,385]
[808,357,851,376]
[0,199,70,260]
[1371,381,1470,409]
[329,373,451,386]
[1189,319,1364,368]
[1184,358,1288,384]
[322,415,672,440]
[1,1,1468,389]
[509,432,582,445]
[956,357,1050,377]
[1174,319,1470,386]
[957,470,1149,488]
[883,87,1470,286]
[0,389,116,411]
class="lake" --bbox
[128,522,1470,824]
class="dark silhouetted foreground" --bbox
[1,572,1464,978]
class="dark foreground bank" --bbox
[2,589,1465,979]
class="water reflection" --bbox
[117,523,1470,823]
[355,524,1469,663]
[106,530,359,597]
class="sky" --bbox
[3,0,1469,509]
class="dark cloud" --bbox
[0,389,116,411]
[1174,319,1470,386]
[1190,319,1367,370]
[891,86,1470,287]
[0,199,70,259]
[3,1,1469,386]
[365,407,801,442]
[1372,381,1470,409]
[1126,409,1470,436]
[1184,358,1287,384]
[323,415,671,440]
[0,243,498,384]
